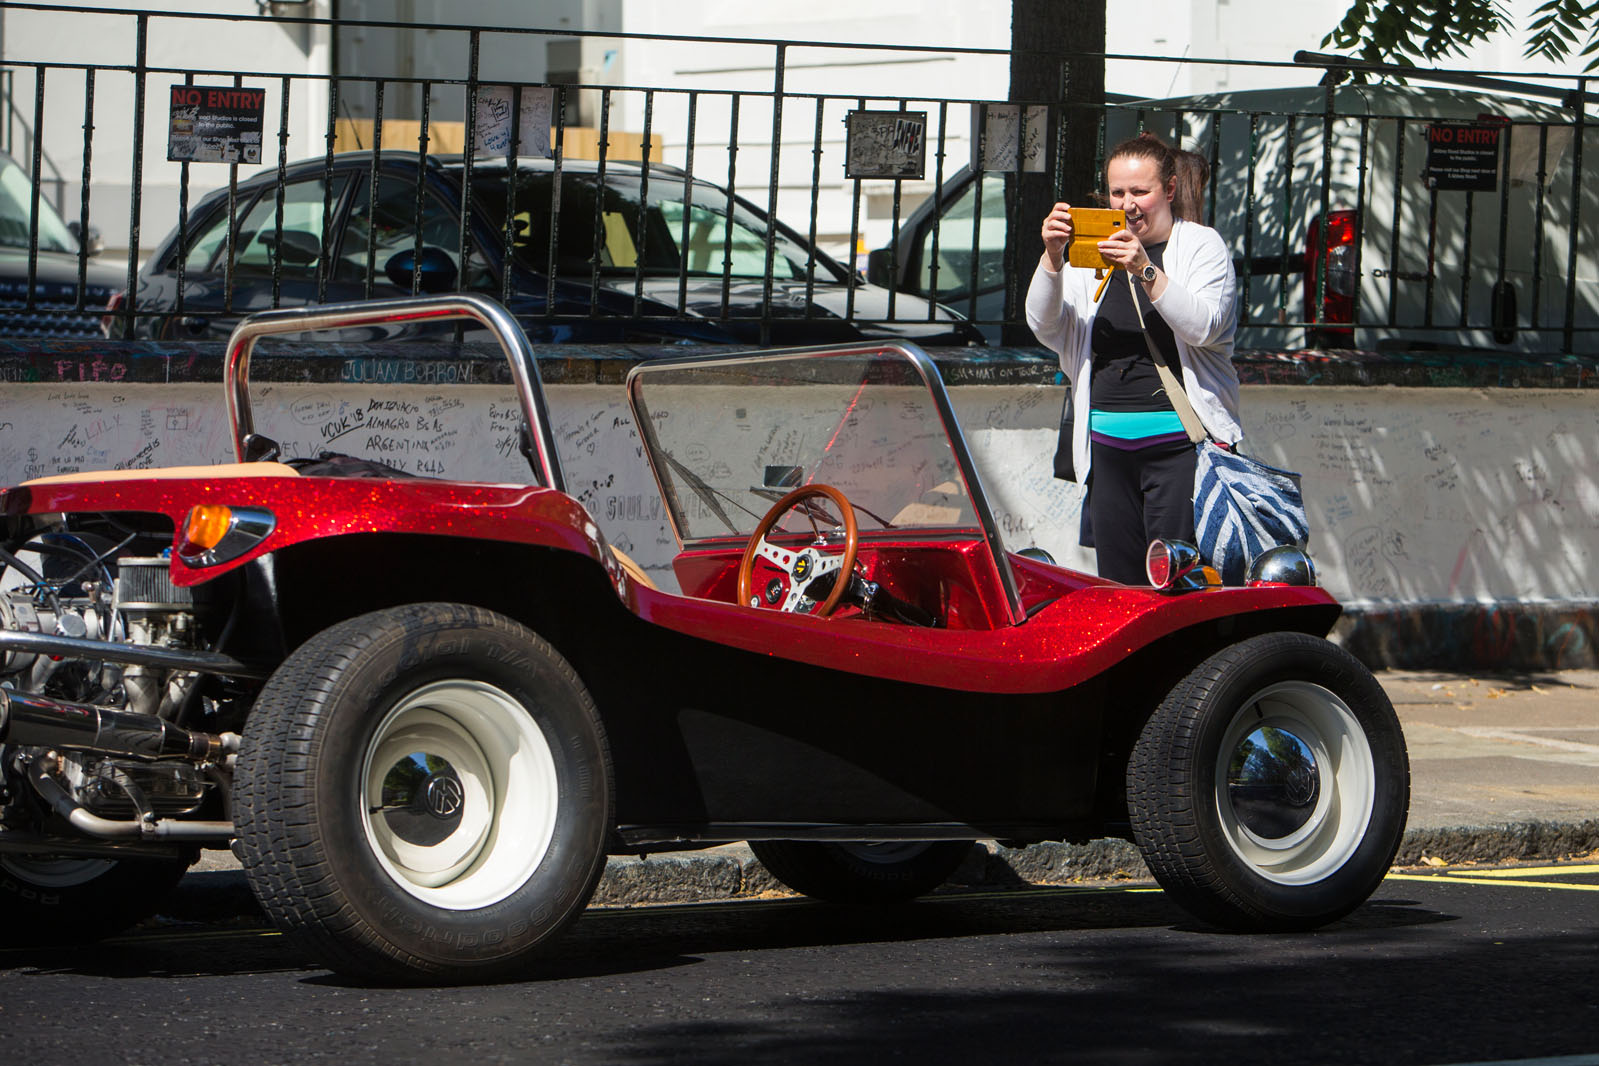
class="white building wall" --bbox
[616,0,1590,257]
[0,1,333,261]
[1,1,1584,261]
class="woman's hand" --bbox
[1096,226,1146,274]
[1041,202,1073,271]
[1098,227,1166,296]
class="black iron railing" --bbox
[0,3,1591,354]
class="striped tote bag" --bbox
[1192,441,1310,585]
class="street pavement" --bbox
[192,669,1599,906]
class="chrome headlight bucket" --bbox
[1145,539,1221,593]
[1246,545,1319,587]
[176,505,276,568]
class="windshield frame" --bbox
[625,341,1025,626]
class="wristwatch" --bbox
[1139,263,1158,283]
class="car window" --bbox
[654,198,808,280]
[0,156,78,253]
[230,176,350,278]
[336,174,466,283]
[473,169,831,282]
[181,201,240,275]
[915,175,1007,303]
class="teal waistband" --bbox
[1088,409,1186,439]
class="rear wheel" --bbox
[233,602,612,984]
[1128,632,1409,931]
[750,840,972,904]
[0,854,190,947]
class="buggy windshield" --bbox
[627,346,986,546]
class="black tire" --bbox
[750,840,973,904]
[1127,631,1409,931]
[0,854,190,947]
[233,602,612,984]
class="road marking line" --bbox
[1457,727,1599,755]
[1425,1054,1599,1066]
[1387,873,1599,892]
[1448,864,1599,878]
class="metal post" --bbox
[319,74,338,304]
[676,91,696,317]
[1562,76,1585,354]
[121,13,147,339]
[500,83,521,308]
[77,68,94,313]
[590,86,612,317]
[365,79,385,301]
[761,44,786,346]
[804,95,823,317]
[27,65,44,312]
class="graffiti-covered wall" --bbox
[2,344,1596,668]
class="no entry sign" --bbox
[1423,122,1503,192]
[168,85,266,164]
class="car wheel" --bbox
[0,854,190,947]
[1128,631,1409,931]
[233,602,612,984]
[750,840,972,904]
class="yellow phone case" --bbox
[1067,208,1126,271]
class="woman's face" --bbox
[1105,154,1175,245]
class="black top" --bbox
[1088,242,1180,413]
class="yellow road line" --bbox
[1447,864,1599,878]
[1387,872,1599,892]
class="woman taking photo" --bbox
[1025,133,1241,584]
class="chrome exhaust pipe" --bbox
[0,688,237,763]
[27,755,233,841]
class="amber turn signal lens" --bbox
[180,505,234,554]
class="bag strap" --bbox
[1126,268,1207,444]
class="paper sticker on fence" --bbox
[844,110,927,179]
[473,86,554,159]
[167,85,265,164]
[978,104,1046,172]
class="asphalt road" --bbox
[3,862,1596,1066]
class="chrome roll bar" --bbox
[222,294,565,493]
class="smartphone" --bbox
[1067,207,1126,271]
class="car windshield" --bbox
[0,155,79,254]
[627,346,984,546]
[469,166,842,283]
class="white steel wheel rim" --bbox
[1213,680,1375,886]
[360,679,558,910]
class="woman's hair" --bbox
[1103,132,1177,190]
[1173,149,1210,222]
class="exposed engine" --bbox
[0,521,236,847]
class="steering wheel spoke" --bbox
[736,485,859,617]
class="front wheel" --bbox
[1127,632,1409,931]
[750,840,972,904]
[233,603,612,984]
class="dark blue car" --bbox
[115,152,982,347]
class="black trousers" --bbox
[1084,438,1197,585]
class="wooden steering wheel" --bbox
[735,484,859,616]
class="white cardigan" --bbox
[1024,217,1242,482]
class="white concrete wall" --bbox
[3,378,1594,610]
